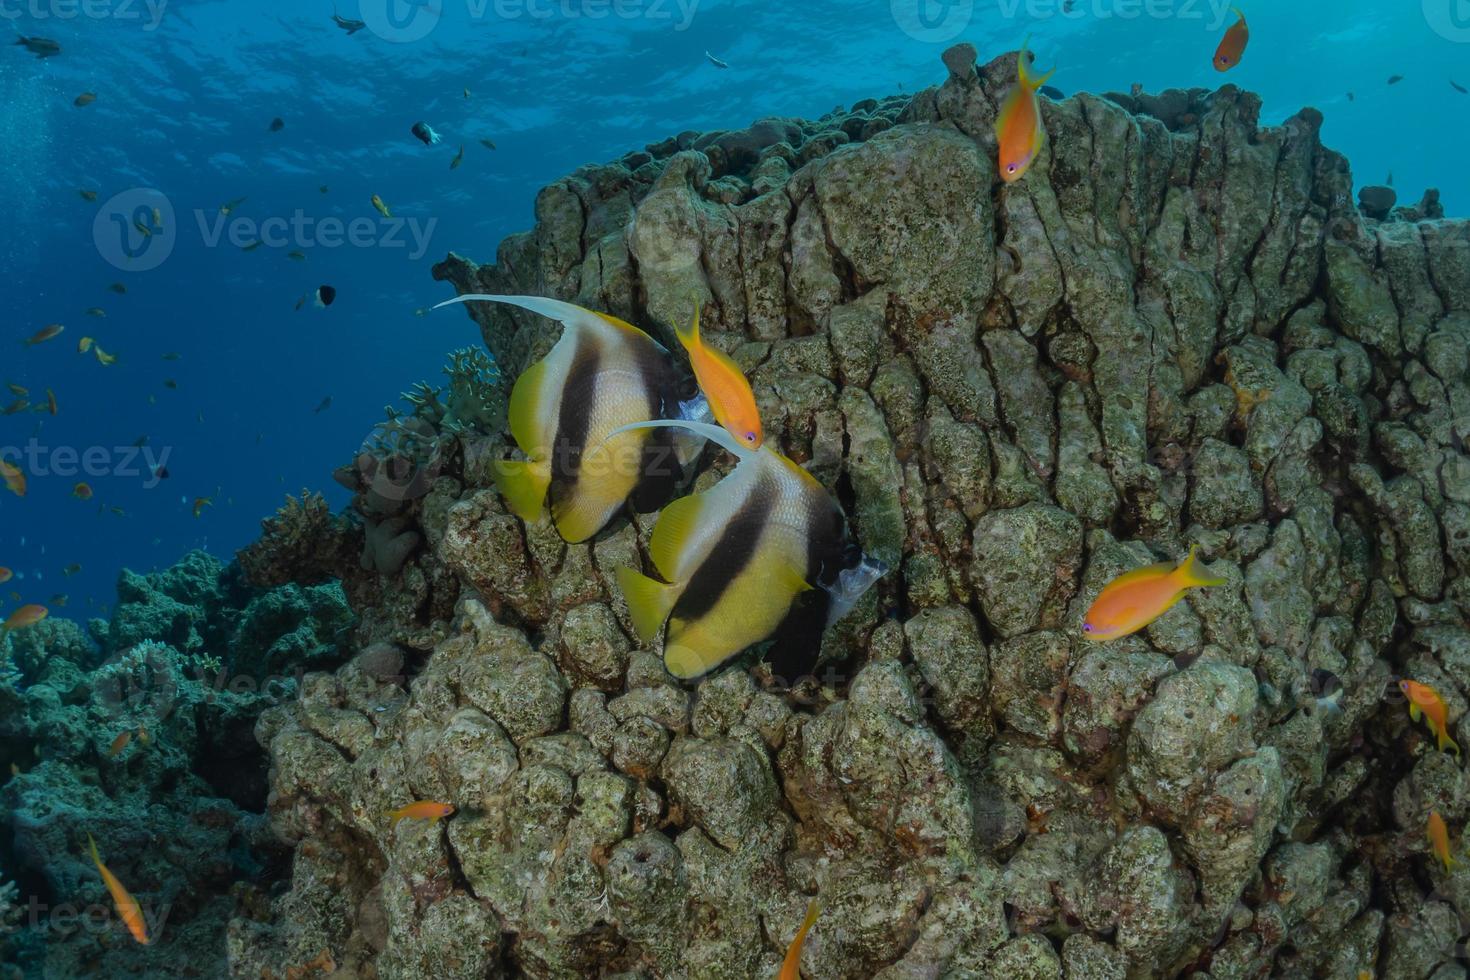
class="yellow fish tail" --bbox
[491,458,551,522]
[675,301,702,350]
[1176,546,1226,588]
[799,898,822,933]
[616,567,678,642]
[1017,35,1056,91]
[1439,727,1461,757]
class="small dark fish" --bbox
[162,379,178,390]
[62,563,81,576]
[220,196,247,215]
[315,285,337,308]
[86,307,105,317]
[269,117,285,132]
[705,50,729,69]
[313,396,332,414]
[450,145,464,170]
[161,352,181,361]
[287,250,306,261]
[411,121,442,146]
[14,36,61,59]
[319,185,329,193]
[294,294,307,312]
[1346,91,1355,101]
[1387,75,1403,85]
[1387,170,1394,187]
[108,283,126,295]
[479,138,497,151]
[1452,79,1468,95]
[79,189,98,201]
[241,240,262,252]
[74,92,96,107]
[132,435,148,448]
[153,466,169,480]
[1063,0,1075,9]
[3,400,28,416]
[332,9,367,34]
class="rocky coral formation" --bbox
[217,44,1470,979]
[237,491,361,589]
[0,552,352,978]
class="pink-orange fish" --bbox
[388,800,455,829]
[1400,680,1461,756]
[86,833,151,945]
[995,37,1056,183]
[2,604,46,632]
[1214,8,1249,72]
[1429,811,1456,873]
[73,482,93,501]
[675,304,763,450]
[0,460,25,497]
[1083,546,1225,641]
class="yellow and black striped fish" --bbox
[434,294,703,543]
[615,421,886,681]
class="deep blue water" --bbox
[2,0,1466,617]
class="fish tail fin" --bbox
[389,809,405,829]
[674,302,702,353]
[1176,545,1227,588]
[800,898,822,933]
[1232,6,1246,21]
[86,832,101,867]
[1441,728,1462,757]
[615,566,678,643]
[491,458,550,522]
[1017,35,1056,90]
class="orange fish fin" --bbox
[491,458,550,523]
[1176,546,1227,588]
[616,567,678,643]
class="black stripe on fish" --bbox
[547,335,602,516]
[628,335,688,513]
[671,471,777,625]
[765,489,854,681]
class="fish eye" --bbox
[1007,164,1017,173]
[745,431,757,443]
[1082,622,1093,632]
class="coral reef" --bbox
[0,552,352,978]
[44,44,1465,979]
[237,491,361,589]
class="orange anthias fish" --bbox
[778,899,821,980]
[1428,811,1456,873]
[86,834,151,945]
[1214,8,1249,72]
[1,461,25,497]
[2,604,47,632]
[1082,546,1226,641]
[192,497,212,518]
[73,482,93,500]
[675,305,762,450]
[0,568,11,584]
[107,731,133,758]
[995,36,1056,184]
[389,801,455,829]
[1399,680,1461,756]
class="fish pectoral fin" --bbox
[616,567,678,643]
[648,493,707,581]
[491,458,550,522]
[1410,703,1423,723]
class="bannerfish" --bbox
[1399,679,1461,756]
[411,121,442,146]
[432,294,710,543]
[674,305,762,450]
[613,420,886,681]
[315,285,337,308]
[1213,8,1248,72]
[2,604,47,632]
[389,800,455,828]
[1429,811,1455,873]
[778,899,822,980]
[86,834,151,945]
[1082,546,1226,641]
[705,50,729,69]
[14,36,61,59]
[995,37,1056,183]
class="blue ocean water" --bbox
[1,0,1464,616]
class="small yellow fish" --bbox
[86,307,106,317]
[1082,546,1226,641]
[1400,680,1461,756]
[63,563,82,576]
[79,189,98,202]
[1429,810,1456,873]
[133,219,152,238]
[192,497,212,518]
[95,345,118,366]
[2,400,27,416]
[1,461,26,497]
[73,482,93,500]
[78,336,94,354]
[479,138,497,151]
[389,800,456,829]
[371,194,392,218]
[241,240,263,252]
[86,834,151,945]
[0,568,11,584]
[5,384,26,397]
[778,899,821,980]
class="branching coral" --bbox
[237,491,360,588]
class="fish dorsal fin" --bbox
[649,493,707,582]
